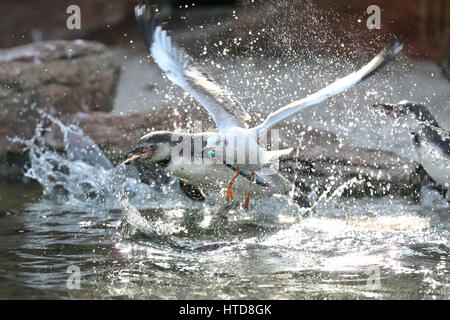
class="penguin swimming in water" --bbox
[373,100,450,198]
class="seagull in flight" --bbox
[127,2,403,209]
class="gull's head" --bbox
[204,134,222,151]
[122,131,173,165]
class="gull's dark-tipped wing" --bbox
[250,40,404,136]
[135,3,250,131]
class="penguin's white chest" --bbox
[415,141,450,188]
[164,155,291,200]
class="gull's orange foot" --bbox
[243,171,255,210]
[243,190,250,210]
[226,182,234,200]
[226,167,240,201]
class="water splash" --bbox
[13,110,413,241]
[20,114,150,210]
[308,177,365,214]
[10,111,200,239]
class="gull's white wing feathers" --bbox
[135,4,250,132]
[250,40,404,136]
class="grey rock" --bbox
[0,40,120,155]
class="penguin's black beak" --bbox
[122,146,151,165]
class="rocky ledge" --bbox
[0,40,120,175]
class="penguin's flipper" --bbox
[179,180,207,202]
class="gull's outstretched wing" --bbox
[250,40,404,136]
[135,3,250,131]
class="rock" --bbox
[42,110,420,196]
[43,107,214,159]
[0,0,132,48]
[0,40,120,156]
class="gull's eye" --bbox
[148,143,155,150]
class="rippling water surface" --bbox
[0,119,448,299]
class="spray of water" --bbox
[20,112,148,209]
[9,110,198,238]
[12,108,398,240]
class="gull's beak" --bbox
[122,146,149,165]
[203,145,214,151]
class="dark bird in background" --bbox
[373,101,450,198]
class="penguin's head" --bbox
[372,100,436,132]
[122,131,174,165]
[372,103,405,118]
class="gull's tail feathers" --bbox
[262,148,294,164]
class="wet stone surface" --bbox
[0,40,120,156]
